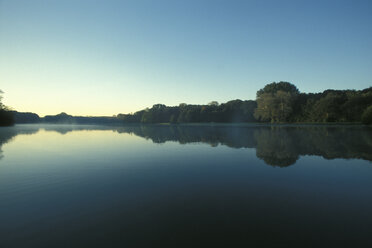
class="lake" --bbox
[0,124,372,247]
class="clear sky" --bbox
[1,0,371,116]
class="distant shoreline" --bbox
[7,122,369,128]
[3,82,372,126]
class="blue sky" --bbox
[0,0,371,116]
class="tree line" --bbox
[118,100,257,124]
[118,82,372,124]
[12,112,121,125]
[254,82,372,124]
[1,82,372,126]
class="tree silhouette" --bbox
[0,90,14,126]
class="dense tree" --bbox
[256,81,299,97]
[41,112,121,124]
[253,93,274,122]
[0,110,14,126]
[255,82,372,124]
[3,82,372,126]
[118,82,372,125]
[294,89,372,123]
[362,106,372,125]
[0,90,14,126]
[255,82,299,123]
[11,111,40,123]
[310,92,345,122]
[118,100,257,124]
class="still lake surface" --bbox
[0,124,372,247]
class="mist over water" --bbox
[0,124,372,247]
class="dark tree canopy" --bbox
[254,82,299,123]
[118,81,372,124]
[5,82,372,126]
[118,100,257,124]
[362,106,372,125]
[256,81,299,97]
[0,90,14,126]
[254,82,372,124]
[11,111,40,123]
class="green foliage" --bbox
[118,82,371,124]
[362,106,372,125]
[255,82,298,123]
[310,93,345,122]
[255,83,372,124]
[256,81,299,97]
[293,89,372,123]
[119,100,257,124]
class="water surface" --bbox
[0,124,372,247]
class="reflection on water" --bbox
[0,125,39,160]
[1,124,372,248]
[119,125,372,166]
[1,124,371,166]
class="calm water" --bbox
[0,124,372,247]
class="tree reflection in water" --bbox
[117,125,372,167]
[1,124,371,167]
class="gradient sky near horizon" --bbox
[1,0,372,116]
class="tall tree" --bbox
[255,82,299,123]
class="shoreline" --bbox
[5,122,369,128]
